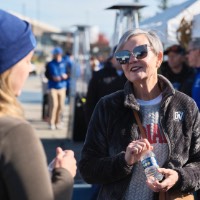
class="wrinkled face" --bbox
[10,50,34,96]
[187,45,200,67]
[118,34,162,83]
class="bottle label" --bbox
[141,157,158,169]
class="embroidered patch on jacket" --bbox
[173,111,184,121]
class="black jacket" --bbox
[79,75,200,200]
[159,61,195,97]
[85,61,127,124]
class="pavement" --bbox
[20,75,95,199]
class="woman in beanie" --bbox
[0,10,76,200]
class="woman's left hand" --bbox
[54,147,77,178]
[146,168,179,192]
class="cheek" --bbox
[121,65,130,79]
[188,54,196,64]
[122,65,129,74]
[143,63,157,78]
[11,67,30,96]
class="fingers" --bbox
[142,138,153,150]
[147,168,179,192]
[54,148,77,177]
[157,168,171,174]
[56,147,65,159]
[56,147,63,154]
[62,150,77,178]
[56,147,75,158]
[146,180,160,192]
[133,144,142,154]
[129,143,140,154]
[64,150,74,157]
[147,179,169,192]
[153,181,169,191]
[125,139,153,165]
[130,139,153,154]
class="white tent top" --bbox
[140,0,200,47]
[192,13,200,38]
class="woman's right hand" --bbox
[54,147,77,178]
[125,138,153,166]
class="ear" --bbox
[156,52,163,69]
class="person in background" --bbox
[0,10,76,200]
[187,38,200,110]
[159,44,195,96]
[186,38,200,200]
[85,46,127,125]
[90,56,101,75]
[46,47,69,130]
[79,29,200,199]
[96,54,105,69]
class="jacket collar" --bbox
[124,74,175,111]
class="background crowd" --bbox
[43,38,200,132]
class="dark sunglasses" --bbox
[114,44,150,64]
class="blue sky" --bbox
[1,0,186,40]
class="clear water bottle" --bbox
[141,150,164,182]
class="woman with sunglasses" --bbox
[79,29,200,200]
[0,10,76,200]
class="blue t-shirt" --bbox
[192,68,200,110]
[48,59,67,89]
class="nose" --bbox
[129,52,138,62]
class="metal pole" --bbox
[126,10,133,30]
[83,27,91,87]
[67,29,80,140]
[118,10,124,43]
[67,25,91,141]
[134,10,139,28]
[113,11,119,47]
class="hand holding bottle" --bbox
[141,150,164,182]
[125,138,153,166]
[146,168,179,192]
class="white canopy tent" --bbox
[140,0,200,48]
[192,13,200,38]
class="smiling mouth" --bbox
[130,66,142,72]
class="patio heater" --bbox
[67,25,91,141]
[106,3,146,47]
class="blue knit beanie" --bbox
[0,9,37,74]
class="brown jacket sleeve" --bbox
[0,119,73,200]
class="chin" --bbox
[15,90,21,97]
[128,74,144,83]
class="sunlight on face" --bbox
[121,34,161,84]
[10,50,34,96]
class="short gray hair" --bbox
[189,38,200,49]
[115,29,163,55]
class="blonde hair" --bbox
[0,68,24,119]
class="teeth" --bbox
[130,66,140,71]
